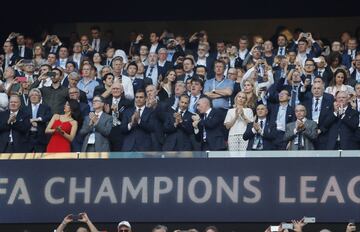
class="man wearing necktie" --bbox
[284,104,317,150]
[192,97,226,151]
[243,104,276,150]
[0,95,31,153]
[80,96,112,152]
[27,88,52,152]
[121,89,155,151]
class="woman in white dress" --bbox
[325,68,355,96]
[224,91,254,151]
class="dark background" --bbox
[1,0,360,41]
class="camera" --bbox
[47,72,56,78]
[196,32,204,38]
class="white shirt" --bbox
[196,57,207,66]
[18,45,25,57]
[115,75,134,100]
[150,43,158,53]
[238,49,248,60]
[59,58,67,69]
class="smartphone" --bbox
[16,76,27,82]
[270,226,279,232]
[303,217,316,223]
[71,214,81,221]
[281,223,294,230]
[47,72,56,78]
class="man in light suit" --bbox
[284,104,318,150]
[80,95,112,152]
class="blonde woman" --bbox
[242,80,258,112]
[224,91,254,151]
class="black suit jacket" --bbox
[163,109,194,151]
[25,103,52,145]
[0,109,31,152]
[2,54,19,70]
[301,94,334,132]
[105,96,132,120]
[243,119,277,150]
[121,107,155,151]
[195,108,226,151]
[14,46,33,59]
[324,105,359,150]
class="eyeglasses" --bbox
[69,92,79,94]
[93,99,102,103]
[119,230,129,232]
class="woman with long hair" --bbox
[242,80,258,112]
[45,100,81,152]
[325,68,354,97]
[158,69,176,101]
[32,43,46,69]
[224,91,254,151]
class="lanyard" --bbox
[212,77,225,90]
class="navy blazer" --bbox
[324,105,359,150]
[243,119,277,150]
[163,109,194,151]
[121,107,155,151]
[268,103,295,125]
[301,93,334,133]
[25,103,52,144]
[195,108,226,151]
[0,109,31,152]
[14,46,33,59]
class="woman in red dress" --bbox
[45,100,81,152]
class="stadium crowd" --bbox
[53,213,356,232]
[1,26,360,152]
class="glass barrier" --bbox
[208,150,341,158]
[0,150,357,159]
[339,150,360,157]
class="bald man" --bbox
[325,91,359,150]
[192,97,226,151]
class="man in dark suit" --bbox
[144,53,164,88]
[176,58,195,83]
[2,41,19,70]
[163,94,194,151]
[145,84,164,151]
[121,89,155,151]
[243,104,277,150]
[274,34,289,56]
[192,97,226,151]
[234,36,250,68]
[90,26,109,54]
[68,87,90,152]
[104,82,132,151]
[268,89,295,150]
[194,44,215,78]
[0,95,31,153]
[42,35,63,57]
[157,48,173,78]
[300,82,334,150]
[25,88,52,152]
[315,56,332,87]
[325,91,359,150]
[148,32,165,54]
[350,54,360,85]
[14,34,33,59]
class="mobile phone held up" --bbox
[16,76,27,82]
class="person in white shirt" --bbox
[58,47,69,69]
[111,57,134,100]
